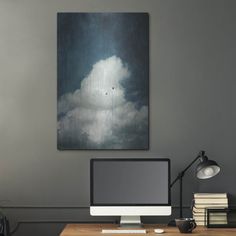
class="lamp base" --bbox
[167,219,176,227]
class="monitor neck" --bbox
[120,216,142,228]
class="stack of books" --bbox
[192,193,228,226]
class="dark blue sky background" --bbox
[57,13,149,108]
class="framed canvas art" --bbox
[57,13,149,150]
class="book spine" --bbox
[194,198,228,204]
[193,193,227,199]
[195,221,206,226]
[195,220,227,225]
[194,216,227,221]
[194,204,228,209]
[193,213,227,217]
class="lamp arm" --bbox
[169,151,205,220]
[170,151,205,188]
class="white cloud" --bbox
[58,56,148,148]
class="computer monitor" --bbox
[90,158,171,226]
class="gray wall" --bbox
[0,0,236,235]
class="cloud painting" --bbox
[57,13,149,149]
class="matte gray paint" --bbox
[0,0,236,235]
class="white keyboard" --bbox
[102,229,146,234]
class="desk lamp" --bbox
[168,150,220,226]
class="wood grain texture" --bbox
[60,224,236,236]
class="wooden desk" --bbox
[60,224,236,236]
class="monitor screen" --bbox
[90,159,170,206]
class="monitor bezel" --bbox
[90,158,171,206]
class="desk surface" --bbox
[60,224,236,236]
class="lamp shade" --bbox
[196,156,220,179]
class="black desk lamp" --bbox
[168,150,220,226]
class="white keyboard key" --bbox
[102,229,146,234]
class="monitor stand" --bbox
[119,216,142,228]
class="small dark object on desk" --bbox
[175,218,196,233]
